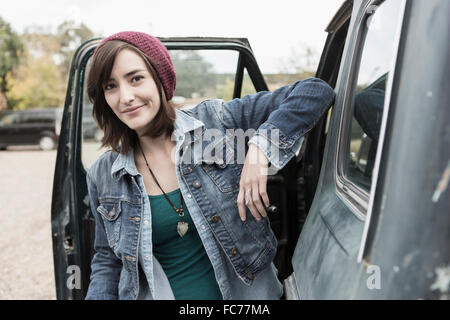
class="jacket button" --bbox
[231,248,238,256]
[187,166,193,173]
[193,180,201,188]
[247,273,254,280]
[211,215,220,223]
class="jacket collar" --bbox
[111,109,204,180]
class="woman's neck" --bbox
[135,133,176,159]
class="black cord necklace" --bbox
[138,141,188,237]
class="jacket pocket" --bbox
[97,199,122,248]
[201,137,241,195]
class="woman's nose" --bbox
[119,84,135,105]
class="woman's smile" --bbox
[123,104,145,115]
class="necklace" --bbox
[138,142,188,237]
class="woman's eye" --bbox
[132,75,144,83]
[104,83,115,91]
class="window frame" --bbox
[334,0,406,221]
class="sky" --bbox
[1,0,344,73]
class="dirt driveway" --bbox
[0,147,57,299]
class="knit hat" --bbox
[94,31,176,100]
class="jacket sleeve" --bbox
[218,77,335,169]
[84,171,122,300]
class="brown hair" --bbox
[87,40,176,154]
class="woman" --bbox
[85,31,335,300]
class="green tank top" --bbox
[149,189,223,300]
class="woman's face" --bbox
[103,48,161,136]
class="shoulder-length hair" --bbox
[87,40,176,154]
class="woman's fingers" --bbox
[237,144,270,222]
[239,181,268,222]
[259,176,270,208]
[237,188,246,221]
[252,183,267,219]
[245,187,262,221]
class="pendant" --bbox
[177,221,188,237]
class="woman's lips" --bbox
[123,104,144,114]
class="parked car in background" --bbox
[0,108,63,150]
[82,104,103,142]
[51,0,449,300]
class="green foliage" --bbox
[172,51,216,98]
[55,21,95,80]
[6,52,66,110]
[0,17,23,109]
[1,18,95,110]
[215,73,256,101]
[215,76,235,101]
[6,28,64,110]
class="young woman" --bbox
[85,31,335,300]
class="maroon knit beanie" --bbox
[94,31,176,100]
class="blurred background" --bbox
[0,0,342,299]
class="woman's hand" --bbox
[237,144,270,221]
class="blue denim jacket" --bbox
[85,78,335,300]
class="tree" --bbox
[0,17,23,110]
[171,51,216,99]
[6,53,65,110]
[6,29,65,109]
[55,21,95,79]
[5,22,95,110]
[216,74,256,101]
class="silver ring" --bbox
[245,189,252,205]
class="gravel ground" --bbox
[0,146,57,300]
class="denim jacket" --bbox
[85,78,335,300]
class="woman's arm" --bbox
[219,78,335,221]
[85,172,122,300]
[220,77,335,169]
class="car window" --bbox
[80,49,257,169]
[0,112,20,125]
[80,57,109,169]
[22,112,55,124]
[169,49,255,106]
[343,0,403,193]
